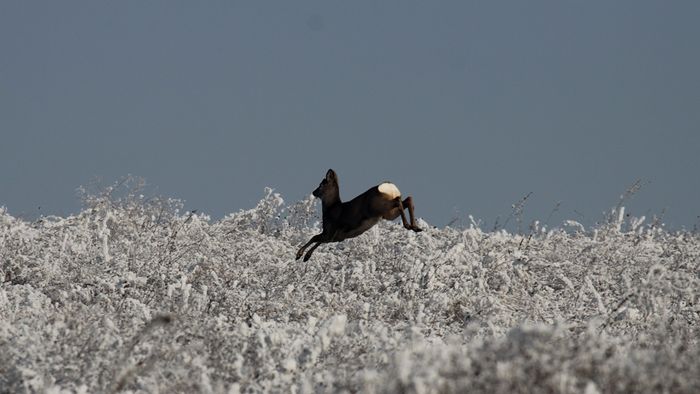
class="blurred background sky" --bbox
[1,1,699,230]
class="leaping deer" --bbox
[296,169,422,261]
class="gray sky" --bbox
[2,1,699,230]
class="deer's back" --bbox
[325,184,400,240]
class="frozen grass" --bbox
[1,179,699,393]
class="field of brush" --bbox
[1,181,699,393]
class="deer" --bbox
[296,169,422,261]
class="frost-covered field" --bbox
[1,181,699,393]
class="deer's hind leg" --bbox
[402,196,421,231]
[384,196,422,232]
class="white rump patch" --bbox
[378,182,401,199]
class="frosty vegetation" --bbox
[1,177,698,393]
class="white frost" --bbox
[0,186,697,393]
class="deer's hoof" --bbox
[295,250,304,260]
[303,253,312,262]
[412,226,423,233]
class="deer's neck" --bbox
[321,190,341,213]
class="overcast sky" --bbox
[1,1,699,230]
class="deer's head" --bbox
[312,169,339,203]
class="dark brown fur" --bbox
[296,169,422,261]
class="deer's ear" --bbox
[325,169,337,182]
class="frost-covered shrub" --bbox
[1,180,699,393]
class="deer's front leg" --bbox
[296,233,325,260]
[303,242,322,262]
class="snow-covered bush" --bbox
[1,179,698,393]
